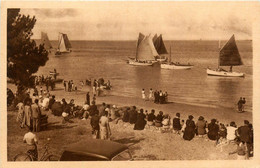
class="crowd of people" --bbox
[35,75,56,91]
[141,88,168,104]
[8,81,252,161]
[63,80,78,92]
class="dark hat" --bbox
[230,121,236,127]
[244,120,249,125]
[188,115,194,120]
[198,116,204,120]
[176,113,180,117]
[211,119,217,123]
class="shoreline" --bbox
[7,83,252,126]
[7,82,252,160]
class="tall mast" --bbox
[218,40,221,68]
[169,46,171,64]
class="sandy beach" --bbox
[7,83,252,160]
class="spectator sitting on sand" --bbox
[155,111,164,128]
[237,120,250,144]
[69,99,76,115]
[134,109,147,130]
[162,114,171,131]
[147,109,156,127]
[207,119,219,141]
[172,113,181,134]
[216,123,227,147]
[61,98,67,112]
[226,121,237,143]
[62,111,70,124]
[196,116,207,137]
[123,107,130,122]
[48,95,56,110]
[183,115,196,141]
[237,120,251,158]
[40,96,49,110]
[129,106,137,124]
[80,101,90,120]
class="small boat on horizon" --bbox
[161,46,194,70]
[207,35,244,77]
[55,32,72,55]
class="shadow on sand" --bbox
[44,122,77,131]
[113,136,145,147]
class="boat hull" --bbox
[128,60,154,66]
[161,64,193,70]
[207,69,244,77]
[156,58,167,62]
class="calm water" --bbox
[36,40,253,111]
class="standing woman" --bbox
[134,109,147,130]
[149,88,153,101]
[16,101,25,128]
[24,99,32,129]
[183,115,196,141]
[142,89,146,100]
[99,111,111,140]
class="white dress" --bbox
[149,90,153,100]
[142,90,146,99]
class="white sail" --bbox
[136,35,158,61]
[58,34,67,52]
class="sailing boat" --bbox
[207,35,244,77]
[41,32,52,52]
[153,34,168,62]
[128,33,158,66]
[55,32,72,55]
[161,46,193,70]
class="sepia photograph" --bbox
[1,1,260,167]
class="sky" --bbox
[19,2,256,41]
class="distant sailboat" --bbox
[161,46,193,70]
[153,34,168,62]
[207,35,244,77]
[128,33,158,66]
[41,32,52,52]
[55,33,72,55]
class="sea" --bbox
[36,40,253,112]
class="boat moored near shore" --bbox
[207,35,244,77]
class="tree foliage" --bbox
[7,9,48,88]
